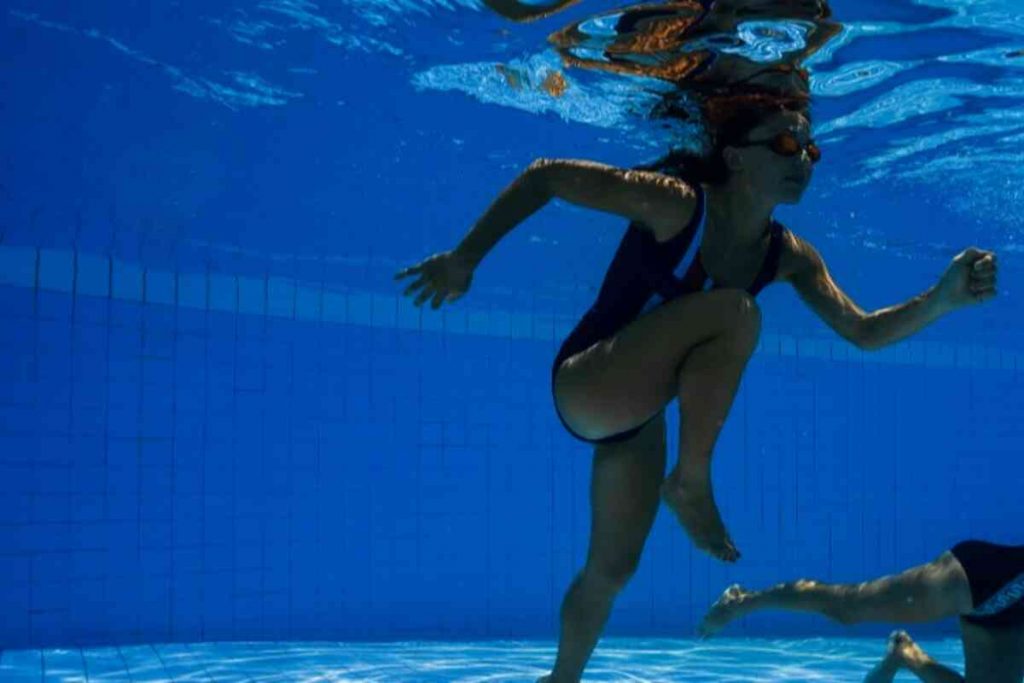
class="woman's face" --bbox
[725,110,816,204]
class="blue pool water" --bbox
[1,0,1023,679]
[0,638,967,681]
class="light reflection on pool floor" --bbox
[0,637,965,682]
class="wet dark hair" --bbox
[641,92,810,184]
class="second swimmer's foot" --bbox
[888,630,931,668]
[660,477,739,562]
[864,631,930,683]
[698,584,750,638]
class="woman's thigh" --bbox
[554,289,760,440]
[961,619,1024,683]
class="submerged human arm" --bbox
[456,158,697,266]
[782,233,997,350]
[395,159,696,308]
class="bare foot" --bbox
[660,478,739,562]
[698,584,749,638]
[863,631,907,683]
[864,631,930,683]
[888,630,932,668]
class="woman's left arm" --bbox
[781,232,997,350]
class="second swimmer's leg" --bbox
[864,631,964,683]
[960,619,1024,683]
[699,552,972,636]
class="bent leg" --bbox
[863,631,905,683]
[699,551,974,637]
[555,289,761,561]
[539,414,667,683]
[875,631,964,683]
[660,291,761,562]
[864,631,964,683]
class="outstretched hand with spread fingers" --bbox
[395,250,475,309]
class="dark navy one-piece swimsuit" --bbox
[551,184,786,445]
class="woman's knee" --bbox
[584,553,643,593]
[730,290,762,333]
[824,599,858,625]
[709,289,762,350]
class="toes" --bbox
[886,630,913,656]
[720,540,741,563]
[890,630,911,645]
[700,536,741,562]
[714,546,739,563]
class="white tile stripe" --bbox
[0,244,1018,371]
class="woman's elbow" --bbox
[855,337,883,351]
[526,157,561,179]
[525,158,561,193]
[850,320,884,351]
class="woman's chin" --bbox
[779,181,809,204]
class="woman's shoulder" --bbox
[630,176,702,244]
[772,223,822,281]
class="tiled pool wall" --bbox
[0,243,1021,649]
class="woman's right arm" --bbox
[455,158,698,268]
[396,159,696,309]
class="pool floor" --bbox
[0,637,965,681]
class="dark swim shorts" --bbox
[951,540,1024,628]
